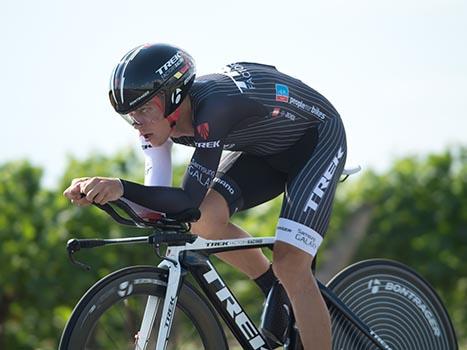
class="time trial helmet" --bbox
[109,43,196,117]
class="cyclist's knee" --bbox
[191,189,230,238]
[272,241,314,290]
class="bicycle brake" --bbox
[67,239,92,271]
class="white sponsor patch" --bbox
[276,218,323,256]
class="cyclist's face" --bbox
[127,94,171,146]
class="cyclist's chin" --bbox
[170,129,186,139]
[147,134,169,147]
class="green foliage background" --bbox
[0,146,465,349]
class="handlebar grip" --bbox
[67,238,106,253]
[79,193,142,227]
[95,200,200,228]
[79,193,199,228]
[93,202,140,227]
[112,199,150,224]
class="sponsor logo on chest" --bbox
[289,97,327,120]
[275,84,289,102]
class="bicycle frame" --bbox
[136,235,392,350]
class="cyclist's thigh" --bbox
[277,116,347,256]
[195,189,231,230]
[211,151,287,216]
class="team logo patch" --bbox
[196,122,210,140]
[275,84,289,102]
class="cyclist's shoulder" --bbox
[191,76,252,118]
[222,61,283,78]
[247,62,275,68]
[191,95,240,136]
[191,73,238,104]
[224,61,278,70]
[193,62,280,89]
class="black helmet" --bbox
[109,43,196,116]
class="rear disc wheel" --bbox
[327,259,458,350]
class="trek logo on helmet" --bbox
[156,52,183,78]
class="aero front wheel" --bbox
[327,259,458,350]
[59,266,227,350]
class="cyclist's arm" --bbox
[141,137,173,186]
[120,147,222,213]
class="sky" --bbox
[1,0,466,188]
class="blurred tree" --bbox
[0,146,465,348]
[0,160,47,348]
[0,150,153,349]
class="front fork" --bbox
[135,251,183,350]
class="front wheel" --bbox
[59,266,228,350]
[327,259,458,350]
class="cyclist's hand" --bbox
[63,177,92,206]
[79,177,124,205]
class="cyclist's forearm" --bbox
[120,179,195,214]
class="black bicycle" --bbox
[59,177,458,350]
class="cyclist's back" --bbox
[172,61,341,156]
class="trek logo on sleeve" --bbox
[196,122,210,140]
[275,84,289,102]
[304,146,345,212]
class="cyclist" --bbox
[64,43,347,350]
